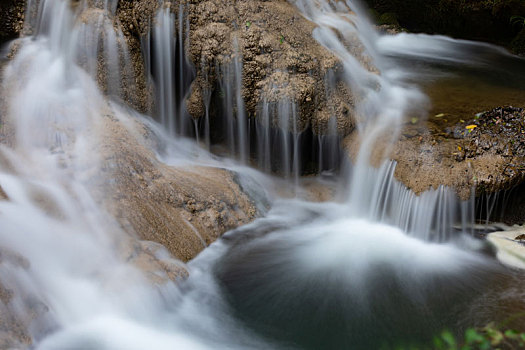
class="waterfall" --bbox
[288,0,478,241]
[152,5,176,133]
[146,1,194,137]
[0,0,522,348]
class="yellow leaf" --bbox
[466,125,477,130]
[435,113,446,118]
[458,146,462,151]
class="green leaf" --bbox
[279,34,285,44]
[486,329,503,345]
[245,21,252,28]
[479,339,491,350]
[465,328,483,345]
[441,330,457,348]
[433,336,445,349]
[410,117,419,124]
[504,329,519,339]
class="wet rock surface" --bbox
[0,0,25,45]
[187,0,358,135]
[344,107,525,201]
[398,107,525,199]
[0,248,48,349]
[116,0,158,113]
[0,186,6,200]
[121,239,190,284]
[488,226,525,269]
[93,108,259,262]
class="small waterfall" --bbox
[152,5,176,133]
[22,0,132,102]
[201,62,212,150]
[350,161,475,242]
[215,39,249,163]
[289,0,475,241]
[253,94,305,183]
[146,1,194,136]
[232,38,249,164]
[316,116,340,174]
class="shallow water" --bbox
[377,33,525,126]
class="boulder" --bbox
[488,226,525,270]
[0,248,45,349]
[91,107,260,262]
[0,0,25,45]
[344,107,525,201]
[186,0,358,135]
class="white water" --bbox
[0,0,522,348]
[146,1,193,136]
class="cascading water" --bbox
[1,0,525,349]
[145,0,194,136]
[216,40,250,163]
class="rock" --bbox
[116,0,158,113]
[516,234,525,241]
[345,107,525,201]
[187,0,359,136]
[120,239,189,284]
[0,0,25,45]
[488,227,525,270]
[91,107,259,262]
[0,248,48,349]
[0,186,6,200]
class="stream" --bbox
[1,0,525,349]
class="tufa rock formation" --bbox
[345,107,525,201]
[186,0,358,135]
[91,107,260,262]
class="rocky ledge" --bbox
[488,226,525,270]
[345,106,525,203]
[185,0,358,135]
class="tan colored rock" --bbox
[187,0,358,135]
[120,239,189,284]
[91,109,259,262]
[0,0,25,44]
[0,248,44,349]
[344,107,525,200]
[116,0,158,113]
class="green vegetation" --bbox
[431,325,525,350]
[390,315,525,350]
